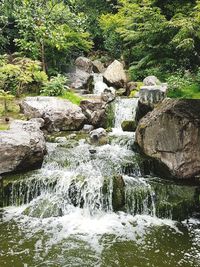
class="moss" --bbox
[0,124,9,130]
[60,91,84,105]
[121,120,136,132]
[104,102,115,129]
[112,175,125,211]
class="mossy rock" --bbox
[112,175,125,211]
[121,120,136,132]
[116,88,126,96]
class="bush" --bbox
[0,55,48,97]
[41,75,68,96]
[167,72,200,98]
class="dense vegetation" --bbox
[0,0,200,99]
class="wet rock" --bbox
[116,88,126,96]
[127,81,137,91]
[92,60,105,73]
[101,88,115,103]
[20,96,86,132]
[151,180,200,221]
[135,99,200,179]
[75,56,93,73]
[136,84,168,123]
[135,100,153,124]
[121,120,136,132]
[143,76,160,86]
[139,84,167,106]
[89,128,108,145]
[103,60,127,88]
[112,176,125,211]
[0,119,46,175]
[80,99,107,127]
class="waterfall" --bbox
[114,97,138,130]
[93,73,109,95]
[1,97,200,267]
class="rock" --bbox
[68,68,91,89]
[127,81,137,91]
[92,60,105,73]
[135,99,200,179]
[89,128,108,145]
[136,84,168,124]
[103,60,127,88]
[20,96,86,132]
[82,124,94,133]
[135,100,153,124]
[121,120,136,132]
[75,56,93,73]
[101,88,115,103]
[139,84,167,106]
[115,88,126,96]
[80,99,107,127]
[126,82,138,96]
[143,76,160,86]
[0,119,46,175]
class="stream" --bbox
[0,98,200,267]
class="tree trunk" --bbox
[41,41,46,73]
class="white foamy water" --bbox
[114,97,138,130]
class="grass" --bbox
[0,98,26,130]
[60,91,83,105]
[0,124,9,130]
[167,83,200,99]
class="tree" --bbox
[0,90,14,115]
[13,0,92,74]
[100,0,200,80]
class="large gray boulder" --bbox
[136,84,168,123]
[0,119,46,175]
[103,60,127,88]
[20,97,86,132]
[75,56,93,73]
[68,68,91,90]
[135,99,200,179]
[143,76,160,86]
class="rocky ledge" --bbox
[0,119,46,175]
[135,99,200,179]
[20,96,86,132]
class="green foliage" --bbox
[13,0,92,74]
[61,91,83,105]
[0,90,14,114]
[41,75,68,96]
[167,72,200,98]
[100,0,200,80]
[0,56,48,97]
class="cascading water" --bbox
[114,97,138,130]
[1,97,200,267]
[93,73,108,95]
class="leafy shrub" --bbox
[0,56,48,97]
[41,75,68,96]
[167,72,200,98]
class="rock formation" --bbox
[20,96,86,132]
[135,99,200,179]
[0,119,46,174]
